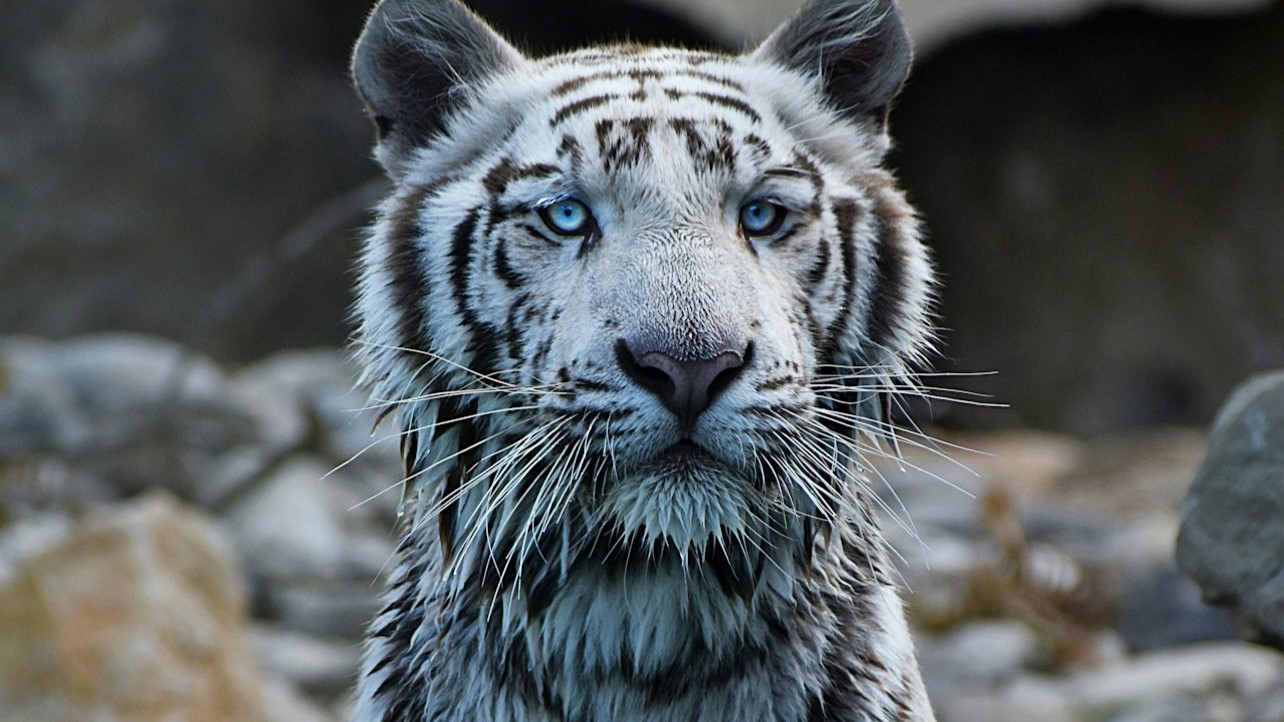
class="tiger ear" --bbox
[752,0,911,128]
[351,0,525,175]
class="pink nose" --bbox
[615,340,750,430]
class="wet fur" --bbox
[348,1,937,719]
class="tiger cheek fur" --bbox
[349,0,938,720]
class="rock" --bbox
[1107,695,1243,722]
[0,334,325,510]
[259,675,338,722]
[1114,564,1238,652]
[245,625,359,700]
[224,457,349,581]
[1177,371,1284,649]
[0,493,269,722]
[920,620,1045,689]
[232,349,401,491]
[1069,642,1283,716]
[934,675,1077,722]
[1247,678,1284,722]
[267,580,384,641]
[0,336,89,455]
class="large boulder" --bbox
[0,494,269,722]
[1176,371,1284,650]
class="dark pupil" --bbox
[748,204,772,228]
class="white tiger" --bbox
[348,0,938,719]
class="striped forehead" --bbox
[523,50,780,181]
[539,51,760,123]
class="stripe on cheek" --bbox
[448,209,501,377]
[386,181,446,357]
[826,197,861,353]
[866,195,908,353]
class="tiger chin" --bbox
[348,0,938,720]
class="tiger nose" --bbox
[614,340,750,430]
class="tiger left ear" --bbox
[352,0,525,177]
[752,0,912,128]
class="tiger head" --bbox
[351,0,935,603]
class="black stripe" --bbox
[550,93,619,125]
[483,158,560,196]
[744,133,772,161]
[805,234,832,289]
[866,195,907,352]
[557,134,582,168]
[668,118,735,172]
[827,198,862,352]
[678,69,745,92]
[595,117,654,171]
[506,292,531,362]
[551,68,744,96]
[493,235,525,290]
[551,68,662,96]
[386,182,446,358]
[448,210,481,329]
[663,88,762,123]
[448,209,501,379]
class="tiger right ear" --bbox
[752,0,912,130]
[351,0,525,175]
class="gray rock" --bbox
[267,580,383,640]
[1246,678,1284,722]
[245,624,359,700]
[1177,371,1284,649]
[1069,642,1283,716]
[0,334,323,510]
[259,674,339,722]
[1114,564,1238,653]
[0,337,92,455]
[1106,695,1243,722]
[224,457,350,581]
[0,333,233,459]
[920,620,1044,689]
[931,675,1076,722]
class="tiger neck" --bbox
[377,506,933,722]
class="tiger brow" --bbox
[763,166,818,181]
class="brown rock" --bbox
[0,494,268,722]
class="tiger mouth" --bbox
[663,439,707,459]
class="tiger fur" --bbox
[348,0,938,719]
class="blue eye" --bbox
[538,198,594,237]
[739,200,787,237]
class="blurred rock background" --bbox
[3,0,1283,721]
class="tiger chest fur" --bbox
[348,0,937,720]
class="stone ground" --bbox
[1,333,1280,722]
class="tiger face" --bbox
[353,0,933,599]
